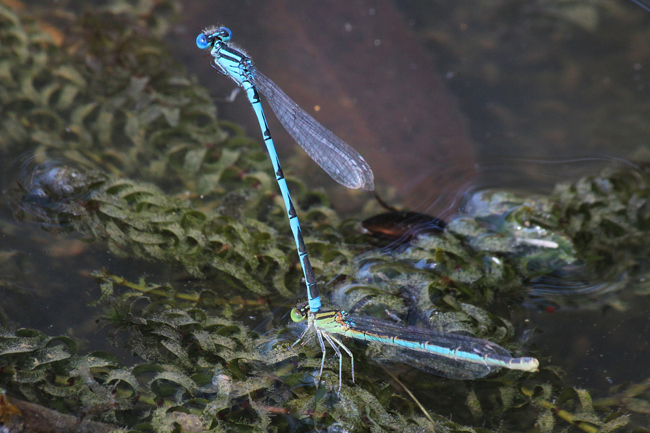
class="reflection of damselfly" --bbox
[197,26,374,314]
[291,303,539,392]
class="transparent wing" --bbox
[348,315,515,380]
[253,70,374,191]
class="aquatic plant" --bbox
[0,1,645,432]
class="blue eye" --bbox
[196,33,210,49]
[218,27,232,42]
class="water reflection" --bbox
[526,262,628,311]
[4,153,105,229]
[354,158,641,314]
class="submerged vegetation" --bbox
[0,1,649,432]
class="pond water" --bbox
[2,0,650,431]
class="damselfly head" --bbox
[196,26,232,49]
[290,303,310,323]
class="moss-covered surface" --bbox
[0,1,649,432]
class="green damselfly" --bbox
[290,303,539,392]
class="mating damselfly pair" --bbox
[196,25,539,391]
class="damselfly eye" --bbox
[290,307,306,323]
[218,27,232,42]
[196,33,210,49]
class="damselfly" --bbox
[196,26,374,313]
[290,303,539,392]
